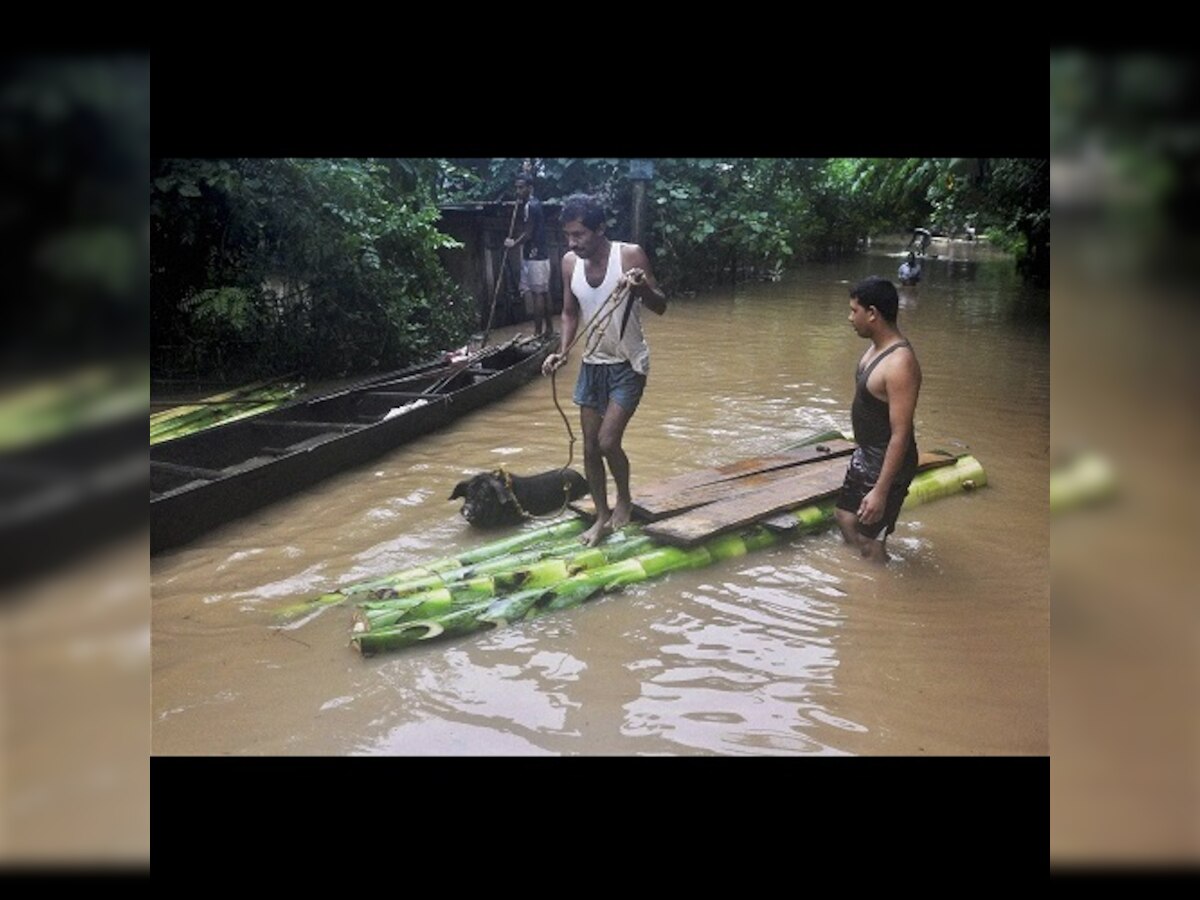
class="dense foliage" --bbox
[152,158,472,379]
[153,156,1047,381]
[445,157,1048,289]
[1,57,149,370]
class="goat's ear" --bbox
[449,480,469,501]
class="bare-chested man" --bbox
[541,194,667,547]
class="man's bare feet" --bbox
[580,516,612,548]
[858,538,889,564]
[608,498,633,531]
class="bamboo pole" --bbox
[481,200,522,347]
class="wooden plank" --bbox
[570,439,855,520]
[643,458,849,547]
[151,460,226,481]
[365,390,446,400]
[653,449,966,544]
[636,439,855,501]
[633,462,842,521]
[757,452,958,532]
[249,420,359,432]
[350,367,452,389]
[916,449,958,470]
[150,397,284,408]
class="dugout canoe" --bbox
[151,334,556,554]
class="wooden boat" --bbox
[0,366,146,586]
[151,334,556,554]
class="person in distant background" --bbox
[505,173,552,337]
[908,226,931,256]
[898,251,922,286]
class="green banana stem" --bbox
[348,456,987,656]
[275,517,590,621]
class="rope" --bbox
[497,464,575,521]
[550,366,578,471]
[561,276,638,360]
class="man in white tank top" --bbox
[542,194,667,547]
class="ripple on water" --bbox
[681,711,745,724]
[809,709,869,733]
[725,730,851,756]
[357,717,556,756]
[151,264,1047,758]
[216,547,265,572]
[226,563,331,604]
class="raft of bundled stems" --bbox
[278,431,988,656]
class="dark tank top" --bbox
[852,341,918,474]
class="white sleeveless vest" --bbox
[571,240,650,375]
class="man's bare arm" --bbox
[543,253,579,375]
[621,244,667,315]
[857,352,921,525]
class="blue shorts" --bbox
[573,362,647,414]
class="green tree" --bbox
[924,158,1049,285]
[439,157,1049,293]
[152,158,473,379]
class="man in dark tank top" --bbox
[834,276,922,563]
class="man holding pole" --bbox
[505,172,552,337]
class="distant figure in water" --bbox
[908,227,931,256]
[898,251,922,286]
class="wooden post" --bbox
[631,179,646,246]
[628,159,654,247]
[482,245,496,330]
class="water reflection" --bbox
[619,553,862,756]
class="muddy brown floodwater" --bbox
[152,240,1047,757]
